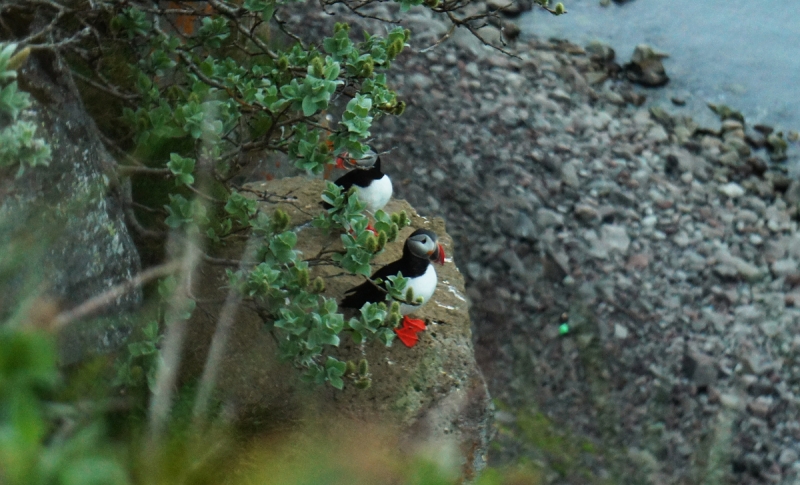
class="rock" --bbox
[766,132,788,162]
[1,49,141,364]
[512,212,537,240]
[779,448,799,466]
[573,203,599,222]
[614,323,629,339]
[486,0,531,16]
[718,182,745,198]
[717,150,740,167]
[715,252,762,281]
[549,88,572,103]
[183,177,492,479]
[623,44,670,87]
[536,208,564,228]
[682,349,718,388]
[747,396,773,418]
[771,259,798,277]
[601,224,631,253]
[585,41,615,63]
[588,225,630,259]
[560,161,580,187]
[783,180,800,205]
[646,124,669,143]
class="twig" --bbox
[53,261,181,328]
[147,240,202,442]
[192,236,261,424]
[118,166,172,177]
[71,69,139,102]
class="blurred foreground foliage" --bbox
[0,0,565,481]
[0,319,543,484]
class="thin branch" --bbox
[71,69,139,103]
[205,0,278,59]
[147,240,202,442]
[118,165,172,177]
[53,261,181,329]
[192,236,261,424]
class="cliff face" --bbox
[184,177,492,479]
[0,49,141,363]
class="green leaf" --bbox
[167,153,195,186]
[269,231,297,263]
[301,95,317,117]
[0,81,30,119]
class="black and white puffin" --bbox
[330,150,393,213]
[340,228,446,347]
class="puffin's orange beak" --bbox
[430,244,445,265]
[335,156,346,169]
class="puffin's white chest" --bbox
[354,175,392,212]
[399,264,437,315]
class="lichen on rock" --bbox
[0,49,141,363]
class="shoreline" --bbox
[285,3,800,480]
[378,28,800,483]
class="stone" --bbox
[614,323,629,339]
[747,396,773,418]
[536,208,564,228]
[1,49,141,364]
[682,349,717,388]
[573,203,599,222]
[623,44,670,87]
[771,259,798,277]
[601,224,631,253]
[716,252,762,281]
[183,177,492,479]
[646,125,669,143]
[560,161,580,187]
[719,182,745,198]
[779,448,799,466]
[512,212,537,240]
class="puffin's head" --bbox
[352,149,379,169]
[407,229,446,265]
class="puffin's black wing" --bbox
[332,169,363,192]
[339,279,387,309]
[339,259,405,309]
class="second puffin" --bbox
[329,149,392,213]
[340,229,445,348]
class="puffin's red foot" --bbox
[394,316,426,348]
[402,316,426,332]
[395,326,419,347]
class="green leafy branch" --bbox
[0,43,51,176]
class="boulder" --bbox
[183,177,492,479]
[0,49,141,363]
[623,44,670,87]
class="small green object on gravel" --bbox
[559,323,569,335]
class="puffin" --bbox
[329,150,393,213]
[340,229,446,347]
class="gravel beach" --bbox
[291,4,800,482]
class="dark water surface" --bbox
[521,0,800,158]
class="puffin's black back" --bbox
[339,228,433,309]
[332,157,383,191]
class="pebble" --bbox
[377,29,800,484]
[536,208,564,228]
[719,182,746,198]
[779,448,799,466]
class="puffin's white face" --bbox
[351,150,378,169]
[407,230,446,265]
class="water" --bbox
[520,0,800,135]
